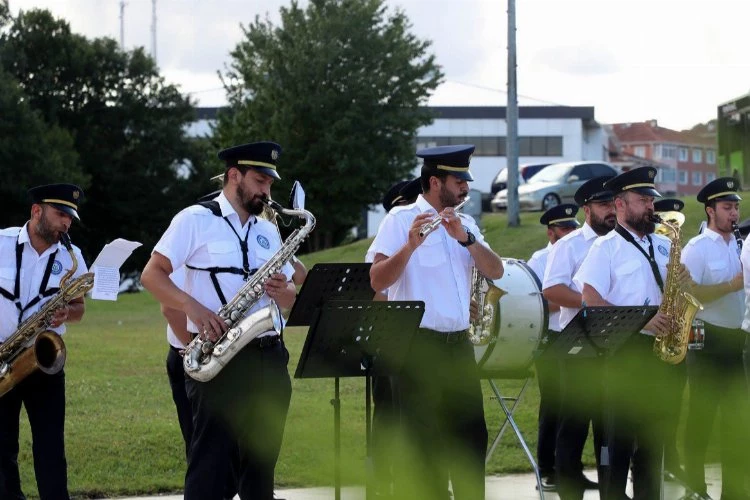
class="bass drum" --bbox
[474,258,547,376]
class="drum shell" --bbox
[474,258,547,376]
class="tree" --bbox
[0,68,86,226]
[214,0,443,250]
[0,8,211,270]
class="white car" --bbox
[491,161,619,211]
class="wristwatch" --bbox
[458,230,476,247]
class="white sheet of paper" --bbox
[90,238,142,301]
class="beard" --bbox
[625,210,656,235]
[590,211,616,236]
[35,208,62,245]
[237,184,265,216]
[438,183,465,208]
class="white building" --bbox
[190,106,607,237]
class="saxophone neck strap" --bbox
[614,224,664,293]
[184,264,259,306]
[196,200,254,280]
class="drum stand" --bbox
[483,371,545,500]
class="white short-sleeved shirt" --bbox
[368,194,489,332]
[543,223,600,329]
[152,192,293,336]
[528,243,561,332]
[574,227,670,335]
[682,228,743,329]
[166,266,187,349]
[740,234,750,332]
[0,224,88,341]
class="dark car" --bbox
[490,163,551,196]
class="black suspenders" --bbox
[185,201,257,306]
[0,239,61,324]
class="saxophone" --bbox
[0,233,94,397]
[650,213,703,364]
[467,268,505,345]
[183,198,315,382]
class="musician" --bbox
[141,141,297,500]
[366,177,422,497]
[574,166,690,500]
[0,184,87,500]
[527,203,580,492]
[369,144,503,500]
[652,197,688,484]
[541,176,615,499]
[682,177,748,500]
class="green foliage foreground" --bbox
[17,201,723,498]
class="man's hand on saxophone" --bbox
[184,298,226,342]
[264,272,296,309]
[644,311,671,337]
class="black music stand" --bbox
[287,263,375,326]
[551,305,658,358]
[296,300,424,500]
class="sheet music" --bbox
[90,238,142,301]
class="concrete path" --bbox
[110,465,722,499]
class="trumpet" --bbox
[419,196,470,238]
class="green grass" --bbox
[16,195,726,498]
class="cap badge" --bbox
[565,208,572,215]
[73,190,80,200]
[728,180,734,189]
[673,203,679,210]
[271,149,279,161]
[648,170,656,179]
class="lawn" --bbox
[16,196,723,498]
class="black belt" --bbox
[187,333,282,350]
[417,328,468,344]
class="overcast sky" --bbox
[11,0,750,130]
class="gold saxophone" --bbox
[651,212,703,364]
[0,233,94,397]
[468,268,505,345]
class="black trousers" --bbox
[684,323,750,499]
[184,341,292,500]
[166,347,194,459]
[0,370,69,500]
[394,332,487,500]
[371,375,398,495]
[555,356,604,500]
[598,334,672,500]
[534,343,560,478]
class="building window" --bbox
[679,148,688,162]
[705,172,716,183]
[416,135,562,156]
[692,148,703,163]
[706,150,716,164]
[678,170,688,185]
[692,171,702,186]
[659,168,676,183]
[634,146,646,158]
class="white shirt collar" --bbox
[215,191,257,226]
[703,226,733,245]
[581,222,598,240]
[415,194,438,214]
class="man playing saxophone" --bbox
[681,177,748,500]
[0,183,88,500]
[573,167,692,499]
[141,142,297,500]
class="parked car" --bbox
[491,161,619,211]
[490,163,551,196]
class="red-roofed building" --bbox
[608,120,718,196]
